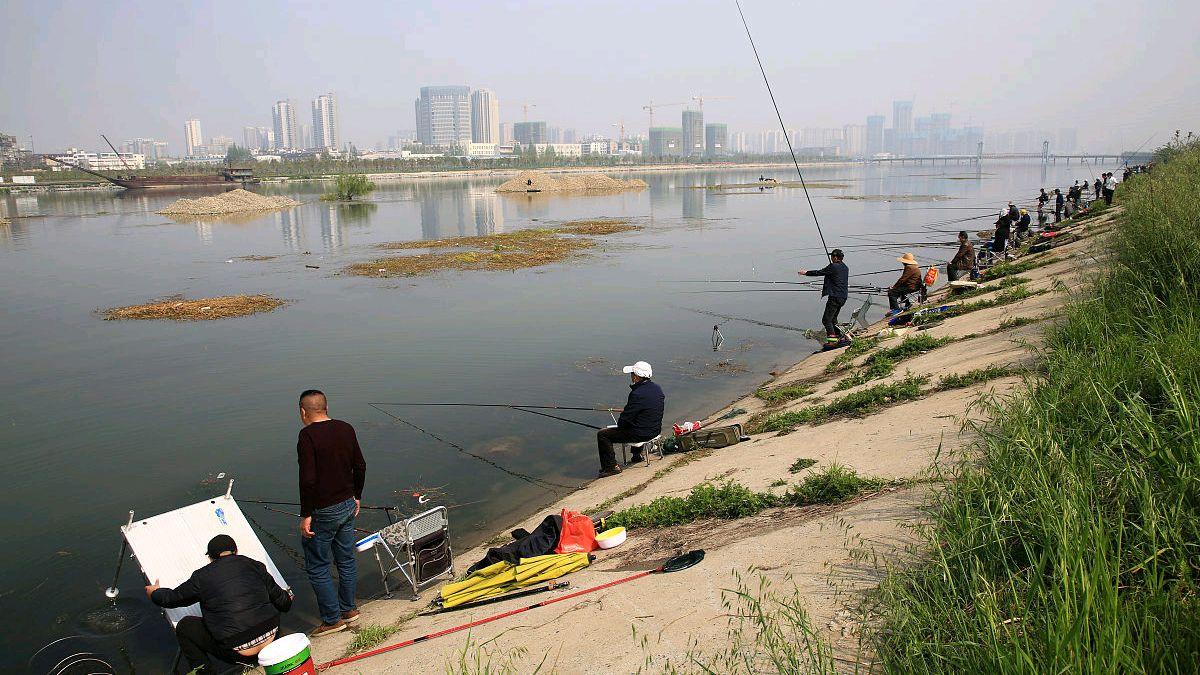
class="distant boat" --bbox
[46,156,260,190]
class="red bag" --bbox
[554,509,599,554]
[924,266,939,287]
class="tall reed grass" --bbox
[873,142,1200,671]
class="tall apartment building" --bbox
[415,86,472,148]
[272,100,298,150]
[184,119,203,157]
[681,110,704,157]
[513,121,547,145]
[892,100,913,134]
[866,115,885,156]
[648,127,684,157]
[470,89,499,143]
[499,122,513,145]
[243,126,260,151]
[312,93,340,151]
[704,123,728,157]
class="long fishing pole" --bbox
[674,306,809,333]
[735,0,829,258]
[371,402,619,412]
[368,404,579,492]
[511,407,602,431]
[240,497,394,512]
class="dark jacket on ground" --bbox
[804,261,849,300]
[950,242,976,271]
[468,514,562,573]
[297,419,367,517]
[891,264,922,293]
[617,379,665,441]
[151,554,292,649]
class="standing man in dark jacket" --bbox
[596,361,665,477]
[798,248,849,347]
[1054,188,1065,222]
[147,535,292,672]
[296,389,367,637]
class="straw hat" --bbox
[896,252,918,265]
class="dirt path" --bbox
[305,212,1115,673]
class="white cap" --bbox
[622,361,653,378]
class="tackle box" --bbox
[678,423,744,451]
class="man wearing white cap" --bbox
[596,361,665,477]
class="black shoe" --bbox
[598,465,623,477]
[630,454,645,464]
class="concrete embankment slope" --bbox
[308,211,1115,673]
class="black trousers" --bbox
[176,616,257,672]
[597,426,645,469]
[821,297,846,339]
[947,266,968,282]
[1103,188,1114,205]
[888,288,912,311]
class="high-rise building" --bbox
[841,125,867,158]
[513,121,547,145]
[184,119,203,157]
[312,93,340,151]
[499,123,513,145]
[892,100,913,134]
[415,85,472,148]
[210,135,233,156]
[704,123,728,157]
[865,115,885,157]
[469,89,499,143]
[272,100,298,150]
[648,127,684,157]
[243,126,260,151]
[729,131,747,153]
[562,128,578,144]
[681,110,704,157]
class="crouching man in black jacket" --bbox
[597,360,666,477]
[147,534,293,672]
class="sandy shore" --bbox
[293,212,1113,673]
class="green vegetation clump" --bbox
[834,335,952,390]
[788,458,817,473]
[979,256,1054,281]
[606,466,890,530]
[755,383,815,404]
[750,376,927,433]
[936,364,1021,390]
[345,624,399,656]
[323,174,377,201]
[912,284,1042,325]
[824,335,881,374]
[874,141,1200,672]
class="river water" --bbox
[0,161,1095,671]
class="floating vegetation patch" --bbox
[698,181,851,190]
[236,254,279,261]
[102,294,286,321]
[350,220,640,277]
[832,195,956,202]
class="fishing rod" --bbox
[511,406,602,431]
[240,497,395,512]
[368,404,579,492]
[735,0,829,258]
[687,287,887,295]
[253,504,376,535]
[369,402,619,412]
[315,550,706,671]
[674,306,809,333]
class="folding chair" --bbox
[116,480,290,674]
[356,506,454,601]
[837,295,875,339]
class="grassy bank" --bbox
[873,143,1200,671]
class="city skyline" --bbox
[4,1,1197,155]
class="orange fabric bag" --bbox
[554,509,599,554]
[924,266,939,286]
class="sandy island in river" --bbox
[346,219,641,278]
[101,294,287,321]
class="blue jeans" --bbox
[302,497,358,624]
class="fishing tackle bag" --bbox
[678,424,744,452]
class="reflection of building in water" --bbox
[319,204,342,251]
[420,191,471,240]
[276,209,303,251]
[682,186,704,219]
[195,221,213,245]
[471,193,503,235]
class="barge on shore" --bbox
[46,156,260,190]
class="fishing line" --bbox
[241,497,394,512]
[510,407,602,431]
[735,0,829,258]
[674,306,809,333]
[371,402,618,412]
[368,404,579,492]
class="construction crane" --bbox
[521,103,538,121]
[642,100,688,131]
[692,94,733,113]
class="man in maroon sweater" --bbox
[297,389,367,637]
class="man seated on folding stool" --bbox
[596,361,665,477]
[887,253,924,316]
[146,535,293,673]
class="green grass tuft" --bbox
[345,624,399,656]
[755,383,815,405]
[834,335,952,390]
[788,458,817,473]
[750,375,928,433]
[936,364,1022,390]
[824,335,882,374]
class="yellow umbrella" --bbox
[439,553,590,608]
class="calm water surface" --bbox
[0,162,1096,670]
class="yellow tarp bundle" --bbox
[439,553,590,608]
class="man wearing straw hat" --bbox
[887,252,923,315]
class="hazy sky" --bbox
[3,0,1198,154]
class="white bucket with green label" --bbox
[258,633,315,675]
